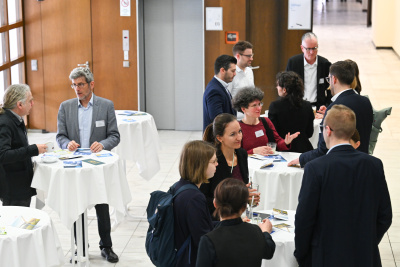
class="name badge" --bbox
[96,120,105,127]
[319,78,325,84]
[255,130,264,138]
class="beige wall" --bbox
[372,0,400,56]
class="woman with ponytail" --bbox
[196,178,275,267]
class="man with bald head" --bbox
[286,32,331,109]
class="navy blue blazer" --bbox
[294,145,392,267]
[203,77,237,131]
[286,54,332,108]
[299,89,373,166]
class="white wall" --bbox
[371,0,394,48]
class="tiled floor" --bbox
[23,0,400,266]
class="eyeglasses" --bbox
[240,53,254,58]
[248,102,263,108]
[325,76,331,83]
[71,83,88,89]
[303,46,318,52]
[209,159,218,164]
[320,125,334,132]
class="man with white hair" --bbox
[0,84,47,207]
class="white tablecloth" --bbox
[310,119,322,148]
[31,151,132,228]
[248,152,304,211]
[113,110,161,180]
[259,210,297,267]
[0,206,64,267]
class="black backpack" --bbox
[145,183,198,267]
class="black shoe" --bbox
[101,248,119,263]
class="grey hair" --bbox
[301,32,318,43]
[69,67,94,83]
[232,86,264,113]
[0,84,31,114]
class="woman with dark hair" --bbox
[196,178,275,267]
[173,140,218,266]
[201,113,259,217]
[232,86,299,155]
[268,71,314,153]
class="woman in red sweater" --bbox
[232,87,299,155]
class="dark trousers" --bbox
[74,203,112,254]
[1,198,31,207]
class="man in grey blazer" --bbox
[56,67,120,263]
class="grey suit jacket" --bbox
[56,94,120,151]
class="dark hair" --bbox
[329,61,355,85]
[276,71,304,108]
[203,113,237,149]
[345,59,361,94]
[351,128,360,143]
[214,55,237,75]
[232,41,253,56]
[213,178,249,218]
[232,87,264,113]
[179,140,216,185]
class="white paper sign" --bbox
[120,0,131,17]
[288,0,312,30]
[206,7,223,31]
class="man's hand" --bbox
[90,142,103,153]
[288,158,300,167]
[36,144,48,154]
[259,218,273,233]
[67,140,80,151]
[318,105,327,114]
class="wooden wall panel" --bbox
[91,1,138,110]
[24,0,45,129]
[204,0,246,84]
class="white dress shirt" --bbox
[228,65,254,98]
[303,56,318,103]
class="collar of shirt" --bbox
[78,93,94,108]
[214,75,229,89]
[9,109,23,122]
[303,55,318,67]
[331,88,355,102]
[326,143,352,154]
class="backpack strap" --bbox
[173,183,198,198]
[260,117,276,144]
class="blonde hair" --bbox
[324,104,356,140]
[179,140,216,185]
[0,84,31,114]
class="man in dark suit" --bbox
[294,104,392,267]
[56,67,120,263]
[0,84,47,207]
[203,55,237,131]
[286,32,331,109]
[288,60,373,167]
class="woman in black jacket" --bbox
[197,178,275,267]
[200,113,259,218]
[269,71,315,153]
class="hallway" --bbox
[25,0,400,265]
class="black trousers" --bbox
[1,198,31,207]
[74,203,112,254]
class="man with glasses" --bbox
[288,61,373,167]
[56,67,120,263]
[294,104,391,267]
[203,55,237,131]
[228,41,255,98]
[286,32,331,109]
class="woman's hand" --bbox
[284,132,300,145]
[246,183,261,206]
[259,218,273,233]
[318,105,327,114]
[253,146,274,156]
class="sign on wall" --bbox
[288,0,312,30]
[206,7,223,31]
[120,0,131,17]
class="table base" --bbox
[71,211,90,267]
